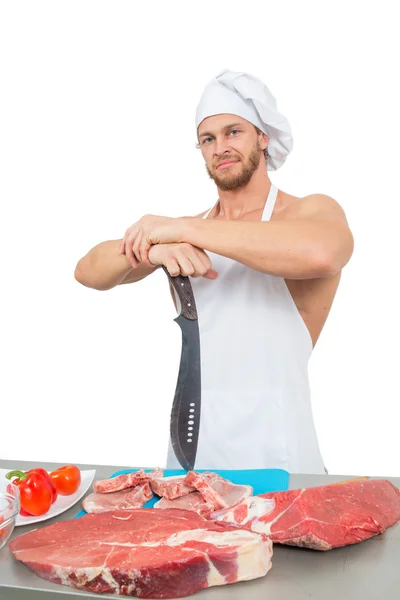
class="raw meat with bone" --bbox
[149,474,194,500]
[154,471,253,517]
[93,468,163,494]
[210,478,400,550]
[9,508,273,598]
[183,472,232,509]
[154,492,215,518]
[83,482,153,514]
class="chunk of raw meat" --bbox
[149,475,194,500]
[154,492,215,518]
[183,471,252,510]
[9,508,273,598]
[210,497,276,528]
[83,482,153,514]
[93,468,163,494]
[210,479,400,551]
[153,472,253,518]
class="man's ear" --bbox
[259,132,269,151]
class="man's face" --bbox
[197,114,266,191]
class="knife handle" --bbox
[162,266,198,320]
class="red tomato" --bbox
[50,465,81,495]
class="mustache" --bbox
[215,158,239,167]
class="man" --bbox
[75,69,354,474]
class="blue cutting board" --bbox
[75,468,289,518]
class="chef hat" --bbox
[195,69,293,171]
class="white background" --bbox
[1,1,398,477]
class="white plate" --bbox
[0,468,96,526]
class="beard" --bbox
[206,141,264,191]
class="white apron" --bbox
[166,183,327,474]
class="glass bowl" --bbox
[0,479,20,550]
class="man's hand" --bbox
[119,215,187,267]
[148,243,218,279]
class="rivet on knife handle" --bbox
[162,266,198,320]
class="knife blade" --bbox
[162,266,201,471]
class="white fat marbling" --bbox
[204,555,227,586]
[213,497,275,534]
[236,536,273,581]
[165,528,259,547]
[54,566,119,591]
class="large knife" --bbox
[162,266,201,471]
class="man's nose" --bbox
[213,138,232,155]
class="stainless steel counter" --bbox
[1,459,399,600]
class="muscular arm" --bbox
[180,195,354,279]
[74,240,158,290]
[74,211,208,290]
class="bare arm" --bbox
[74,239,158,291]
[76,211,209,291]
[180,195,354,279]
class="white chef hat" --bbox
[195,69,293,171]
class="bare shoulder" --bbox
[302,193,348,217]
[280,191,349,222]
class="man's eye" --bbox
[201,131,238,144]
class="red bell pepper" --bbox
[7,468,58,505]
[28,468,58,504]
[5,470,52,516]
